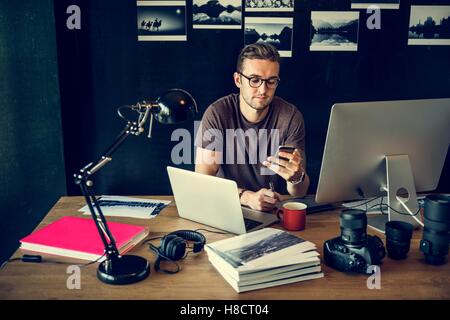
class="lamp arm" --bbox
[74,112,150,264]
[89,119,148,175]
[79,181,120,261]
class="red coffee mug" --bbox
[277,202,307,231]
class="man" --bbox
[195,43,309,211]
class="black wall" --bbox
[57,0,450,197]
[0,1,66,264]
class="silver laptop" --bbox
[167,166,279,234]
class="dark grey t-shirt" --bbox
[195,93,305,194]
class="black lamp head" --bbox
[154,88,198,124]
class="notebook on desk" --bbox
[19,216,149,261]
[167,166,279,235]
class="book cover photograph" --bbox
[207,228,316,269]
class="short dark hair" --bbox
[236,43,280,73]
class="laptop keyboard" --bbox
[244,217,263,231]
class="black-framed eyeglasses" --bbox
[238,72,280,89]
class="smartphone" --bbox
[276,145,295,161]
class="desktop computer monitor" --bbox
[315,98,450,233]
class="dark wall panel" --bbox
[0,1,66,264]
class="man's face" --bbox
[234,58,280,112]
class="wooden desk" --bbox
[0,196,449,300]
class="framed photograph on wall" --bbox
[137,0,187,41]
[310,11,359,52]
[351,0,400,10]
[408,6,450,46]
[244,17,294,57]
[193,0,242,29]
[245,0,294,13]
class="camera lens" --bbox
[340,209,367,245]
[420,194,450,265]
[386,221,413,260]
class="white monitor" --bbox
[316,98,450,233]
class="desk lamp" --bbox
[74,89,198,285]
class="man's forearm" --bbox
[286,173,310,197]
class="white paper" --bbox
[79,195,171,219]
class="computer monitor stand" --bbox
[367,155,421,233]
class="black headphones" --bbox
[151,230,206,274]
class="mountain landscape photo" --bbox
[310,12,359,50]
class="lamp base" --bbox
[97,255,150,285]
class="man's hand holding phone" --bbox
[263,146,306,184]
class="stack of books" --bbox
[205,228,324,293]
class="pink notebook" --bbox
[20,216,149,261]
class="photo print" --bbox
[245,0,294,12]
[137,1,187,41]
[351,0,400,10]
[245,17,294,57]
[310,11,359,52]
[221,231,305,266]
[408,6,450,46]
[193,0,242,29]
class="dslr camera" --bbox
[324,209,386,274]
